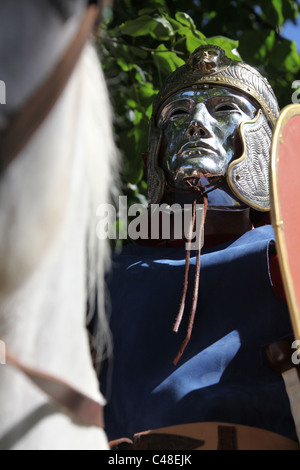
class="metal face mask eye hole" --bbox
[169,109,189,120]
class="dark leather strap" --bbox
[217,425,237,450]
[0,4,99,175]
[110,434,204,451]
[6,350,104,429]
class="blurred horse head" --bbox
[0,0,117,450]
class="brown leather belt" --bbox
[110,422,300,450]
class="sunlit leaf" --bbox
[175,11,196,29]
[205,36,240,61]
[120,15,157,37]
[269,38,300,72]
[151,16,174,40]
[153,44,185,75]
[186,35,206,53]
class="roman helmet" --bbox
[147,44,280,212]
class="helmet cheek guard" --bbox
[228,109,273,211]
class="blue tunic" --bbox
[101,225,297,442]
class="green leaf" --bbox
[121,126,147,185]
[123,161,144,186]
[282,0,299,21]
[116,58,133,71]
[271,0,285,26]
[146,104,153,120]
[151,15,174,40]
[175,11,196,29]
[186,35,206,54]
[239,30,275,64]
[265,30,276,51]
[138,8,158,16]
[269,39,300,73]
[133,110,143,125]
[260,0,285,27]
[126,98,136,108]
[168,16,186,32]
[205,36,240,61]
[128,46,148,60]
[139,82,157,99]
[119,14,174,41]
[120,15,157,37]
[153,44,185,76]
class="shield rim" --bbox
[270,103,300,341]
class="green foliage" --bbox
[97,0,300,211]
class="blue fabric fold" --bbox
[101,225,297,442]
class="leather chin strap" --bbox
[0,4,104,429]
[173,195,208,366]
[0,4,99,175]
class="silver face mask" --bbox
[148,45,280,212]
[157,86,258,209]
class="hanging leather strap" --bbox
[0,4,99,175]
[5,350,104,429]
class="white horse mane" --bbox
[0,38,118,449]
